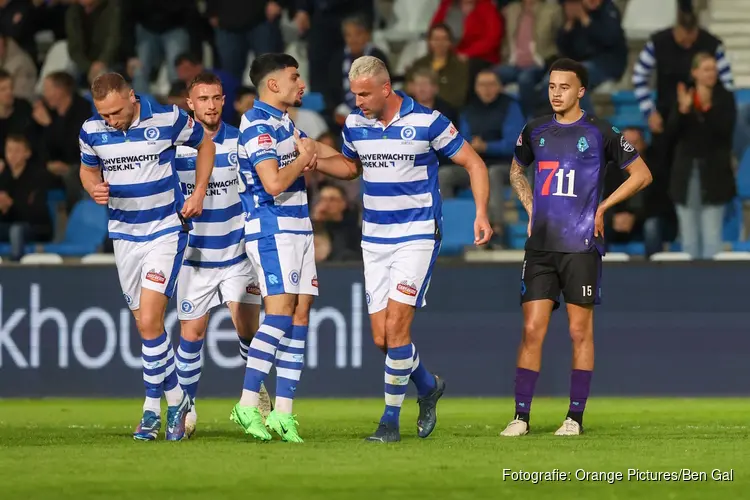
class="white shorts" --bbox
[113,230,188,310]
[176,258,262,320]
[362,239,441,315]
[245,232,318,297]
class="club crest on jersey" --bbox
[258,133,273,149]
[145,269,166,284]
[400,126,416,142]
[180,300,194,313]
[396,281,417,297]
[620,135,635,153]
[577,136,589,152]
[228,152,238,166]
[145,126,160,142]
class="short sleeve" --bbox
[240,122,278,167]
[513,125,534,167]
[79,128,100,167]
[603,124,639,169]
[428,111,464,158]
[341,123,358,160]
[172,107,205,148]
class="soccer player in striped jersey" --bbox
[78,73,216,441]
[231,53,317,443]
[173,71,272,439]
[306,56,493,442]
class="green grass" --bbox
[0,398,748,499]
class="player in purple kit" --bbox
[501,59,653,437]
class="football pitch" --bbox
[1,398,748,499]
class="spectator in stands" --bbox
[0,0,36,62]
[32,71,92,208]
[232,85,256,127]
[430,0,504,68]
[0,69,32,164]
[495,0,561,117]
[175,53,238,123]
[166,81,188,112]
[293,0,374,93]
[0,30,34,101]
[310,183,360,261]
[667,52,736,260]
[122,0,197,95]
[0,134,54,260]
[632,10,733,171]
[65,0,122,86]
[406,67,458,126]
[439,68,524,246]
[207,0,284,84]
[555,0,627,112]
[407,24,469,109]
[328,15,389,126]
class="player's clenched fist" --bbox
[92,181,109,205]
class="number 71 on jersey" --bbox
[539,161,577,198]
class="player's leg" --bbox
[141,231,191,440]
[363,243,389,354]
[231,235,296,441]
[266,233,318,442]
[501,250,559,437]
[555,252,601,436]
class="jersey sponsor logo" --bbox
[577,137,589,152]
[396,280,417,297]
[144,126,160,141]
[258,133,273,149]
[279,151,299,167]
[449,125,458,137]
[359,153,416,162]
[400,126,417,141]
[145,269,166,284]
[620,135,635,153]
[180,300,195,314]
[246,282,261,295]
[101,154,159,172]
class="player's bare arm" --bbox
[80,163,109,205]
[594,157,652,237]
[510,158,533,237]
[450,141,492,245]
[309,140,362,180]
[182,138,217,218]
[255,133,316,196]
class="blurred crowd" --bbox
[0,0,742,260]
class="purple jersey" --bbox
[514,113,639,254]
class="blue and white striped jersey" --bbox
[79,96,204,242]
[341,92,464,245]
[237,100,311,241]
[175,122,245,268]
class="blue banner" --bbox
[0,262,748,397]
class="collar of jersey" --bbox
[213,121,227,144]
[253,100,285,119]
[130,94,154,128]
[394,91,415,117]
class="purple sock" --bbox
[514,367,539,415]
[569,369,593,412]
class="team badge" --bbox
[577,136,589,152]
[180,300,195,314]
[144,126,160,141]
[400,126,416,141]
[289,270,300,286]
[228,152,238,166]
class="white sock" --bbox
[240,389,259,407]
[164,385,183,407]
[274,396,293,413]
[143,397,161,413]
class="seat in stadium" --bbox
[20,253,63,265]
[42,200,108,256]
[713,251,750,261]
[649,251,692,261]
[441,199,476,256]
[80,253,117,265]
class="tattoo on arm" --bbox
[510,159,533,215]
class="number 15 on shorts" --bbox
[582,285,593,297]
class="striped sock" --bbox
[239,314,292,407]
[162,338,184,407]
[141,333,169,410]
[409,343,436,398]
[275,325,307,413]
[176,337,204,402]
[238,335,252,362]
[381,344,413,427]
